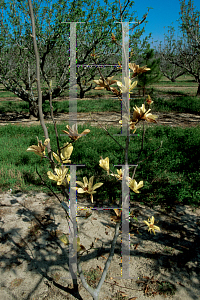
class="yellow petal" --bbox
[77,188,85,193]
[76,180,85,188]
[62,143,73,160]
[43,138,50,146]
[150,216,154,224]
[47,171,57,181]
[53,152,61,162]
[88,176,94,189]
[93,182,104,190]
[143,220,150,226]
[137,181,144,189]
[99,157,109,171]
[153,225,160,231]
[130,80,138,90]
[83,177,89,186]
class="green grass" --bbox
[0,75,200,208]
[0,91,18,98]
[1,95,200,115]
[0,121,200,207]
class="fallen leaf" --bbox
[59,234,69,245]
[114,208,121,217]
[110,216,121,222]
[97,265,103,272]
[10,278,24,287]
[85,212,92,219]
[177,282,185,287]
[145,284,149,294]
[134,243,139,250]
[179,245,189,250]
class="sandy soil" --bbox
[0,190,200,300]
[0,110,200,130]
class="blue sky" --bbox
[3,0,200,49]
[98,0,200,47]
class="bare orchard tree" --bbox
[158,0,200,96]
[155,48,186,82]
[0,0,151,117]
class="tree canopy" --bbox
[157,0,200,95]
[0,0,151,117]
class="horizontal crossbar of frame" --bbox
[76,64,121,67]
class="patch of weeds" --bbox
[136,276,177,297]
[163,246,175,254]
[82,266,110,288]
[82,267,103,288]
[157,281,177,296]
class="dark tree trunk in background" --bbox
[196,82,200,97]
[29,101,39,118]
[79,88,85,99]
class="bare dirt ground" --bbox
[0,190,200,300]
[0,94,200,299]
[0,94,200,129]
[0,110,200,129]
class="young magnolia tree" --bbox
[0,0,151,117]
[25,0,164,299]
[158,0,200,95]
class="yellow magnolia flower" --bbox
[126,177,143,193]
[47,167,70,186]
[111,32,117,44]
[143,216,160,235]
[93,76,118,91]
[132,104,157,124]
[110,168,124,180]
[146,95,154,105]
[117,77,137,93]
[53,142,73,164]
[93,76,121,96]
[71,176,103,203]
[129,63,151,78]
[99,156,109,174]
[62,124,90,142]
[26,137,50,158]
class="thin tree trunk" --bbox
[28,0,55,171]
